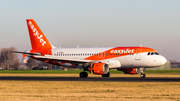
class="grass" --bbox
[0,81,180,101]
[145,69,180,74]
[0,69,180,74]
[0,73,180,77]
[0,73,180,101]
[0,70,82,74]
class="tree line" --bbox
[0,47,19,70]
[0,47,54,70]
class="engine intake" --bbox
[89,63,109,75]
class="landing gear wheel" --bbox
[102,72,110,77]
[80,72,88,78]
[140,73,146,78]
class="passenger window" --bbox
[147,52,150,55]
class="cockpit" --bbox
[147,52,159,55]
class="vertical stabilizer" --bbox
[26,19,52,50]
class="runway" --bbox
[0,76,180,82]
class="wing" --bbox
[34,55,96,63]
[13,51,100,68]
[32,55,100,68]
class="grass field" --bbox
[0,70,180,101]
[0,80,180,101]
[0,69,180,74]
[0,73,180,78]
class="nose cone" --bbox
[146,55,167,67]
[159,55,167,65]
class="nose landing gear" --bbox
[140,73,146,78]
[140,68,146,78]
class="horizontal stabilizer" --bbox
[11,51,41,56]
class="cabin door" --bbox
[135,49,142,60]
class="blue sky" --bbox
[0,0,180,61]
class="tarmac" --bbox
[0,76,180,82]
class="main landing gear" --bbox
[80,66,88,78]
[102,72,110,77]
[79,72,110,78]
[140,68,146,78]
[79,72,88,78]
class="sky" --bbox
[0,0,180,61]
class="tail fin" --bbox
[26,19,52,50]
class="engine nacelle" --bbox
[89,63,109,75]
[122,68,141,74]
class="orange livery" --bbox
[15,19,167,78]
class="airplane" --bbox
[15,19,167,78]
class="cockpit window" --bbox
[147,52,159,55]
[151,52,154,55]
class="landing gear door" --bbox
[135,49,142,60]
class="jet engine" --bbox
[89,63,109,75]
[122,68,141,74]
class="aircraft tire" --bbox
[80,72,88,78]
[140,73,146,78]
[102,72,110,77]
